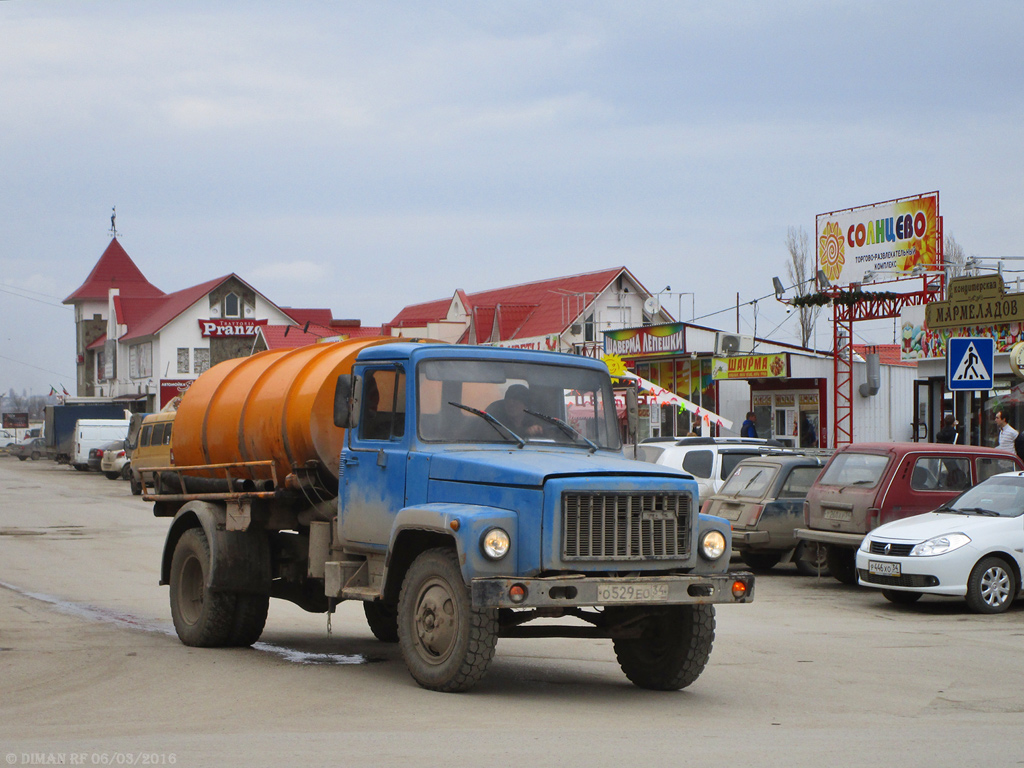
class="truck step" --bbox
[341,586,380,601]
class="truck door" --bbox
[339,366,409,549]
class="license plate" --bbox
[596,583,670,603]
[823,508,852,521]
[868,560,901,577]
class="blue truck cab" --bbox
[328,343,753,691]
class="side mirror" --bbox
[626,387,639,439]
[334,374,360,429]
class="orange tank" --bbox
[172,337,398,484]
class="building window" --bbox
[223,292,240,318]
[177,348,190,374]
[194,348,210,374]
[584,313,595,343]
[128,342,152,379]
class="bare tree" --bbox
[785,226,822,347]
[944,234,968,277]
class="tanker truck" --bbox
[147,338,754,692]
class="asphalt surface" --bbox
[1,457,1022,768]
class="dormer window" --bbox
[223,292,240,318]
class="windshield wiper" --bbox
[448,402,526,448]
[953,506,1000,517]
[524,409,599,454]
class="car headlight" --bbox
[481,528,511,560]
[700,530,727,561]
[859,536,871,552]
[910,533,971,557]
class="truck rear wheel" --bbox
[826,545,858,585]
[397,547,498,692]
[169,527,237,647]
[229,593,270,646]
[612,604,716,691]
[364,600,399,643]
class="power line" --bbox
[0,352,74,379]
[0,284,73,309]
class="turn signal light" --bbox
[731,580,748,600]
[509,584,527,603]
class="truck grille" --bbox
[562,492,692,560]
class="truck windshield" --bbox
[818,452,889,488]
[417,359,622,450]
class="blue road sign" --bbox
[947,337,994,391]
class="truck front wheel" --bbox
[397,547,498,692]
[169,528,237,647]
[612,604,716,691]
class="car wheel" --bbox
[965,556,1017,614]
[17,455,28,461]
[103,471,120,480]
[121,463,132,481]
[130,473,142,496]
[826,545,858,585]
[741,551,783,572]
[30,451,41,460]
[882,589,922,605]
[794,541,831,577]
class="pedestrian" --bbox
[740,411,757,439]
[994,410,1018,452]
[799,413,817,448]
[935,414,958,444]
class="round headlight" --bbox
[481,528,511,560]
[700,530,727,561]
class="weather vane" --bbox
[109,206,118,238]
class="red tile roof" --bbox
[389,267,630,341]
[64,238,165,303]
[853,343,917,367]
[118,275,232,342]
[257,323,385,350]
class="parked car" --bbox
[797,442,1023,585]
[88,440,123,472]
[1,429,16,446]
[856,471,1024,613]
[129,411,175,495]
[100,439,130,480]
[702,454,829,575]
[12,437,45,461]
[636,436,793,500]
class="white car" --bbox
[636,436,793,499]
[856,472,1024,613]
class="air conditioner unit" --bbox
[715,333,755,355]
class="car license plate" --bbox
[868,560,901,577]
[823,507,852,521]
[596,583,670,603]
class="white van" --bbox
[72,418,130,471]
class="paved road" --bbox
[1,457,1022,768]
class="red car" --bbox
[796,442,1023,584]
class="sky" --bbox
[2,1,1023,396]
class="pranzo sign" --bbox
[198,319,268,337]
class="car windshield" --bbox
[719,464,779,499]
[819,452,890,488]
[942,476,1024,518]
[417,358,622,450]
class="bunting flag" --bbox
[61,385,69,396]
[49,386,57,396]
[615,371,734,431]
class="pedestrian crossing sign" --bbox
[947,337,994,391]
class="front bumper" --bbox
[854,549,969,597]
[471,571,755,609]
